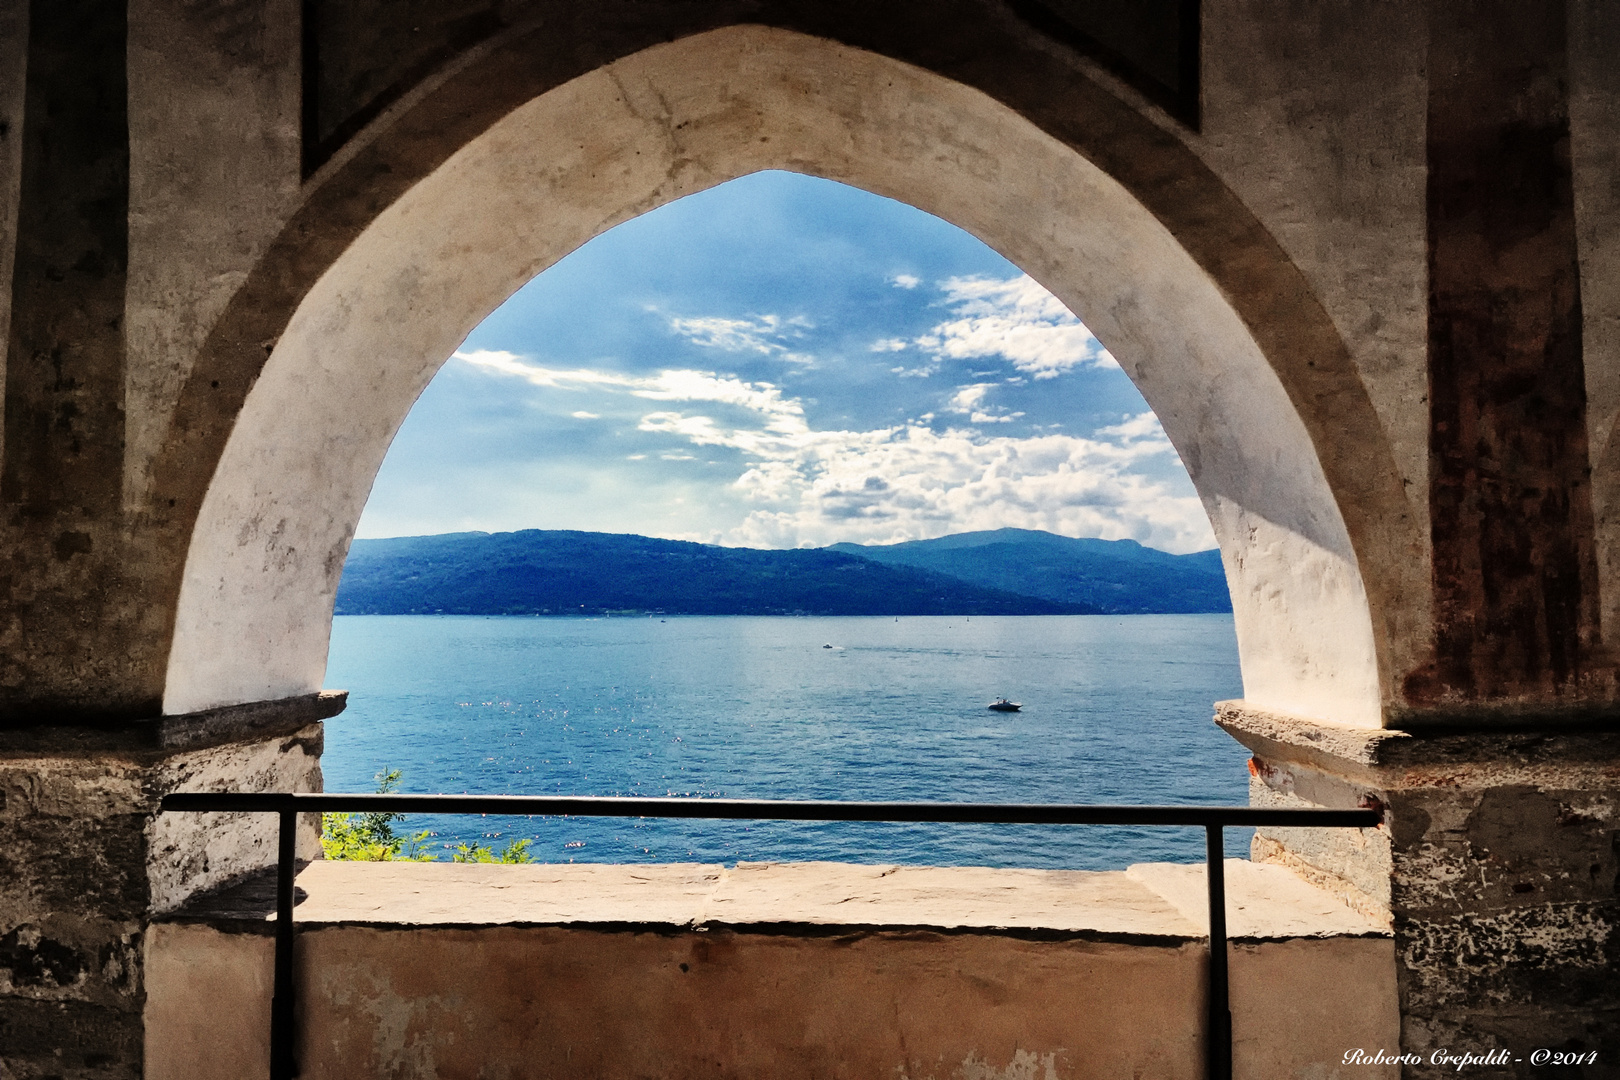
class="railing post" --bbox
[1205,825,1232,1080]
[270,808,299,1080]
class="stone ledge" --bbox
[1217,699,1620,789]
[165,857,1388,943]
[0,690,347,756]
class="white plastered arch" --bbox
[164,25,1383,726]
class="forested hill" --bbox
[335,528,1232,617]
[334,530,1095,616]
[828,528,1231,614]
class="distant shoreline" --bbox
[336,527,1233,618]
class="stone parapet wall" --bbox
[146,859,1395,1080]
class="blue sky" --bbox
[357,171,1215,554]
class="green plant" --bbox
[320,768,537,863]
[320,768,436,862]
[449,837,535,864]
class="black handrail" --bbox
[161,793,1380,1080]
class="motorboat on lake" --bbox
[987,698,1022,712]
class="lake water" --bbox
[323,614,1247,869]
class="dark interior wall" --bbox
[0,0,163,721]
[301,0,1200,173]
[1010,0,1197,122]
[1411,0,1613,713]
[305,0,510,168]
[3,0,127,513]
[0,3,26,410]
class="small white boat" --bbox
[987,698,1022,712]
[823,643,834,649]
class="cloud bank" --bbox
[455,348,1211,553]
[913,275,1116,378]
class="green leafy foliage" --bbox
[450,838,535,863]
[319,768,436,862]
[320,768,534,863]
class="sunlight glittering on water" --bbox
[323,614,1245,869]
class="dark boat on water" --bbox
[987,698,1021,712]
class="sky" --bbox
[356,171,1216,554]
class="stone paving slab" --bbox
[700,861,1196,936]
[1125,859,1389,938]
[173,858,1386,940]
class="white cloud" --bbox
[455,349,631,388]
[947,383,1024,425]
[891,273,921,289]
[636,380,1206,550]
[870,338,909,352]
[914,275,1116,378]
[947,384,994,414]
[1098,411,1174,448]
[455,352,804,427]
[571,411,600,419]
[666,313,812,360]
[452,350,1210,553]
[724,420,1209,553]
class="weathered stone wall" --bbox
[0,2,26,419]
[0,699,332,1080]
[124,0,302,509]
[1572,0,1620,654]
[1194,0,1432,661]
[1222,704,1619,1077]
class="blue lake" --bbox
[322,614,1248,869]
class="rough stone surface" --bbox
[0,688,345,754]
[124,0,302,508]
[1417,0,1609,709]
[1124,859,1389,939]
[0,717,325,1080]
[1194,0,1431,618]
[1574,1,1620,679]
[175,856,1383,941]
[0,0,155,723]
[1221,703,1619,1076]
[0,2,25,429]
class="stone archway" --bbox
[157,26,1409,728]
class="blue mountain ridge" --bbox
[335,528,1231,616]
[828,528,1231,614]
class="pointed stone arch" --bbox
[153,25,1417,728]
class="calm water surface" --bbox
[323,614,1246,869]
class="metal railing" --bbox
[161,793,1380,1080]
